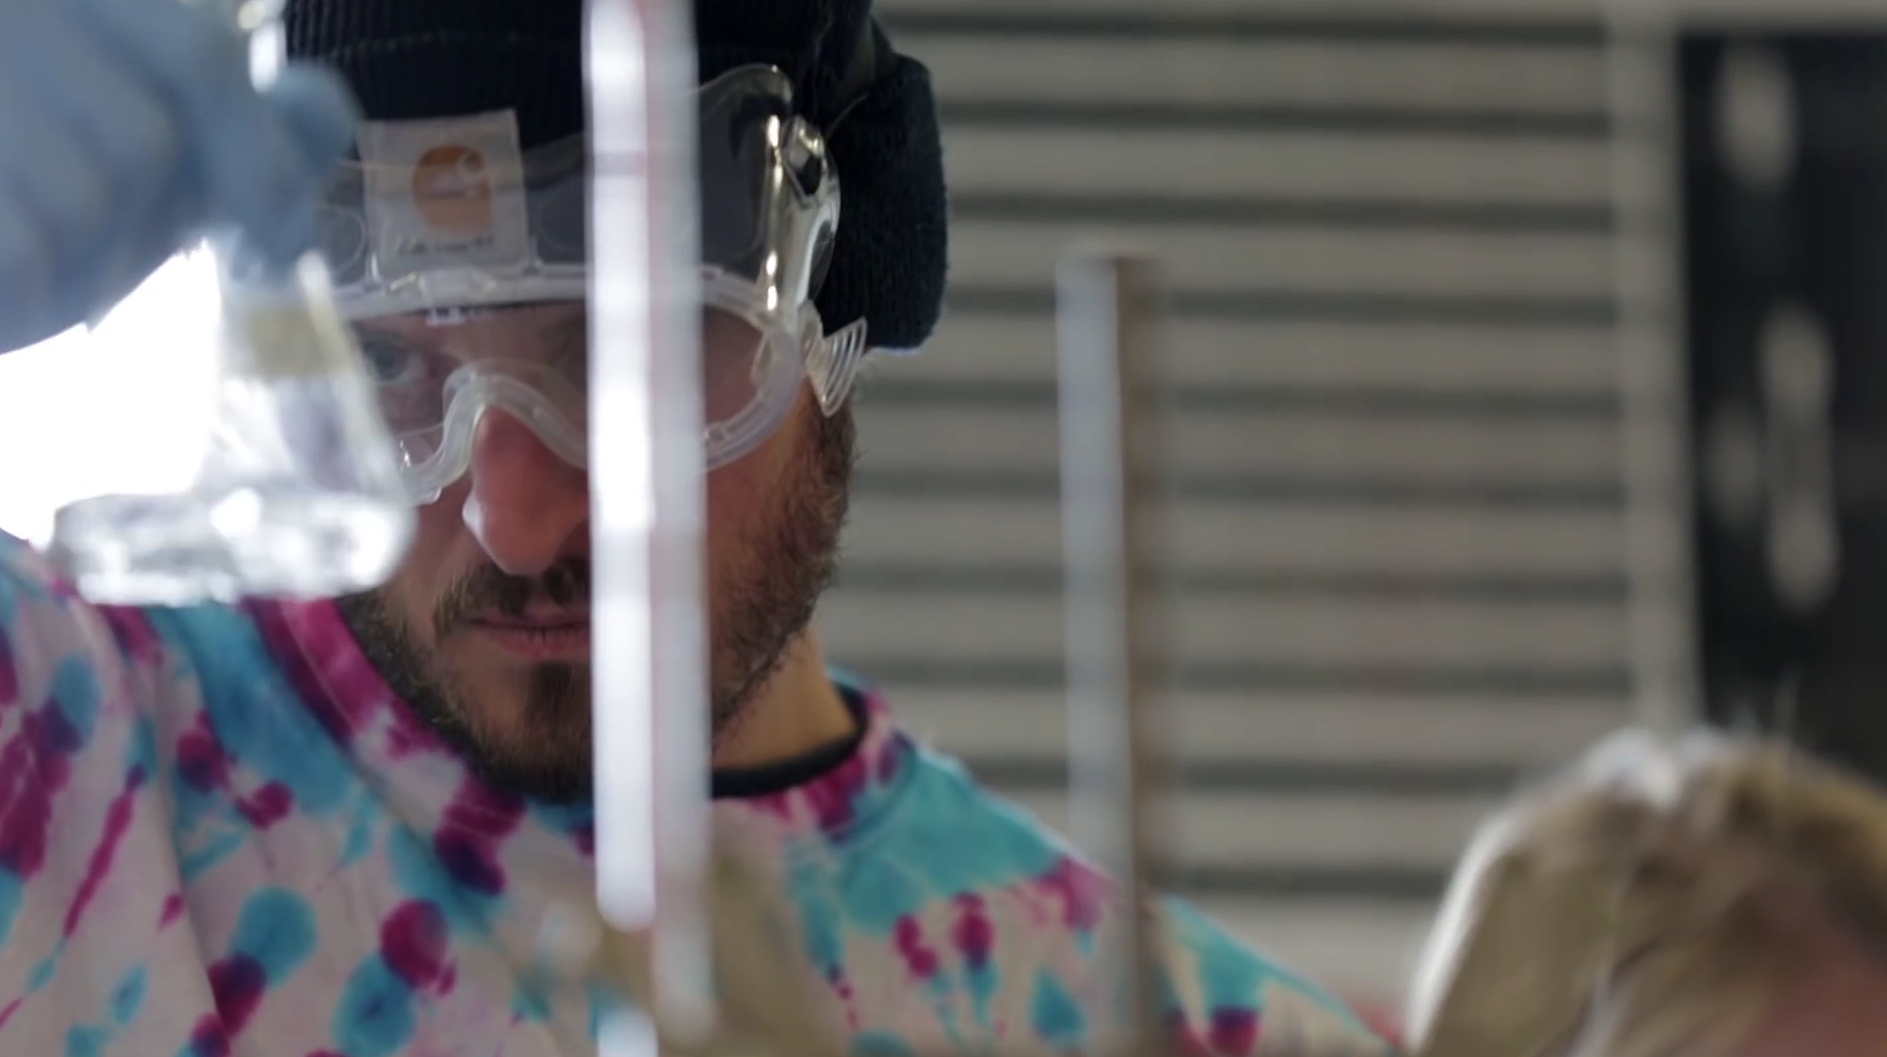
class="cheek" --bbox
[705,450,775,583]
[382,488,476,633]
[407,491,469,579]
[703,401,802,581]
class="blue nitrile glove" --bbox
[0,0,357,352]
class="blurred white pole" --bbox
[1056,251,1170,1057]
[586,0,715,1048]
[1602,2,1701,740]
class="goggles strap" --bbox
[805,316,868,416]
[824,17,884,137]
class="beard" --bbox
[336,398,857,803]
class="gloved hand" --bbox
[0,0,357,352]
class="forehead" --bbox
[354,301,587,346]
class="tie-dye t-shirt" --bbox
[0,534,1391,1057]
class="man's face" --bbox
[335,302,856,802]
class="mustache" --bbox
[433,556,591,637]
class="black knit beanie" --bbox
[284,0,949,352]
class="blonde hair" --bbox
[1405,729,1887,1057]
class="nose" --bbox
[461,409,590,576]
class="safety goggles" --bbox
[241,63,867,501]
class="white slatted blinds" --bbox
[822,6,1657,1003]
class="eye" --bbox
[356,334,427,387]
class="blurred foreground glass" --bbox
[47,0,414,605]
[585,0,715,1044]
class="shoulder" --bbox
[0,536,195,1021]
[861,735,1393,1056]
[0,533,263,745]
[0,533,169,691]
[0,533,175,782]
[1157,897,1394,1057]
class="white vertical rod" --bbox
[1056,251,1170,1057]
[1604,2,1703,740]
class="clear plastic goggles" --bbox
[233,63,868,500]
[354,296,862,503]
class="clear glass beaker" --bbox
[48,246,415,605]
[46,0,414,604]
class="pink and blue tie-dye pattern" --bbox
[0,532,1391,1057]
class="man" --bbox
[0,0,1391,1053]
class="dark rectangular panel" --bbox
[1684,30,1887,778]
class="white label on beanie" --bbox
[357,110,532,284]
